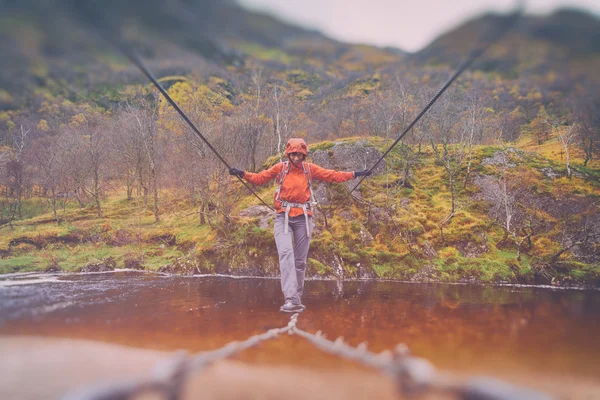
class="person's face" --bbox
[288,152,304,166]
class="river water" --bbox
[1,271,599,382]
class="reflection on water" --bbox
[0,272,599,378]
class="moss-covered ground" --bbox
[1,136,598,286]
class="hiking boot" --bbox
[279,301,305,313]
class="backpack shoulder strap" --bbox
[277,161,290,184]
[275,161,289,202]
[302,162,318,205]
[301,162,311,181]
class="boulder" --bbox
[158,255,200,276]
[124,258,145,270]
[80,257,116,273]
[310,141,386,174]
[311,141,385,204]
[239,205,274,229]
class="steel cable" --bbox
[338,8,522,207]
[73,1,274,211]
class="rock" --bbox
[124,258,145,270]
[104,257,117,269]
[456,231,489,258]
[481,149,518,167]
[357,264,377,279]
[239,206,275,229]
[409,263,436,282]
[359,227,374,246]
[312,183,331,205]
[44,265,61,273]
[151,234,176,246]
[457,240,489,258]
[420,241,438,260]
[239,205,272,218]
[311,141,386,174]
[158,255,200,276]
[540,167,562,180]
[339,210,353,220]
[365,206,389,235]
[80,257,116,273]
[311,141,385,204]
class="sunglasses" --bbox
[289,152,304,158]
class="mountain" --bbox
[415,8,600,80]
[1,2,599,131]
[1,2,598,284]
[0,0,404,118]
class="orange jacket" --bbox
[243,162,355,217]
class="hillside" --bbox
[0,0,404,124]
[416,9,600,70]
[0,2,599,286]
[1,136,598,286]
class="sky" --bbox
[238,0,600,52]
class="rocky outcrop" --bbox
[158,255,201,276]
[310,141,385,204]
[238,205,274,229]
[311,141,386,174]
[80,257,116,272]
[124,258,145,270]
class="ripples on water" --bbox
[0,271,599,379]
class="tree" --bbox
[266,83,302,160]
[30,135,69,224]
[60,126,91,209]
[427,93,467,243]
[461,88,487,188]
[571,85,600,167]
[122,100,161,222]
[233,101,270,172]
[111,107,147,201]
[530,105,551,145]
[556,124,579,179]
[68,112,110,217]
[477,154,535,260]
[3,125,31,220]
[550,204,600,266]
[494,107,525,143]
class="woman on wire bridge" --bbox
[230,138,370,313]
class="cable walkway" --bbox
[63,314,552,400]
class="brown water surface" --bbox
[1,272,599,380]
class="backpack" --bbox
[274,161,317,208]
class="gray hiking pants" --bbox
[274,213,313,304]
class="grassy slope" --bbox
[1,135,598,285]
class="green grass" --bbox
[0,138,597,284]
[235,42,293,64]
[0,256,40,274]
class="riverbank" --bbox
[1,270,598,291]
[1,335,598,400]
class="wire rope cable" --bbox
[339,8,522,206]
[74,1,274,211]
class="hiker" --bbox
[229,138,370,313]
